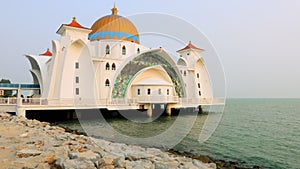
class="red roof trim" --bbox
[64,17,90,30]
[39,48,52,56]
[177,41,203,52]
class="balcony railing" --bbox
[134,96,179,103]
[0,97,225,107]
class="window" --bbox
[167,89,170,95]
[199,91,201,96]
[75,62,79,69]
[137,89,140,95]
[197,73,200,78]
[198,83,201,88]
[122,46,126,55]
[106,63,110,70]
[105,79,110,86]
[137,48,140,54]
[112,63,116,70]
[147,88,151,95]
[158,89,162,95]
[106,45,110,54]
[187,52,190,56]
[76,88,79,95]
[76,77,79,84]
[184,71,186,76]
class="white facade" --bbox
[24,7,214,115]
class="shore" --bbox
[0,112,217,169]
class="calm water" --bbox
[58,99,300,169]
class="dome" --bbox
[89,5,140,44]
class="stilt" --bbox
[147,104,153,118]
[198,106,203,114]
[166,104,172,116]
[17,108,26,117]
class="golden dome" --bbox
[89,5,140,44]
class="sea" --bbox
[57,99,300,169]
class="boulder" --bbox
[16,149,42,158]
[69,150,100,162]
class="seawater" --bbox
[57,99,300,169]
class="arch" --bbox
[122,45,126,55]
[106,45,110,54]
[177,57,187,66]
[112,63,116,70]
[111,49,186,98]
[60,39,95,99]
[105,79,110,86]
[106,62,110,70]
[26,55,43,93]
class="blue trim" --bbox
[89,32,140,42]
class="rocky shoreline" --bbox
[0,112,217,169]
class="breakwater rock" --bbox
[0,112,216,169]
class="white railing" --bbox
[180,98,225,105]
[134,96,179,103]
[0,98,18,105]
[0,97,225,107]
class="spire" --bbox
[111,3,118,15]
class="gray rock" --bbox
[16,149,42,158]
[44,125,51,130]
[62,159,96,169]
[192,159,212,169]
[69,150,100,162]
[154,162,168,169]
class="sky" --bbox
[0,0,299,98]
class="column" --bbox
[147,104,153,118]
[166,104,172,116]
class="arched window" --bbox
[105,79,110,86]
[184,71,187,76]
[105,63,110,70]
[147,88,151,95]
[137,48,140,54]
[137,89,140,95]
[199,91,201,96]
[197,73,200,78]
[198,83,201,88]
[167,89,170,95]
[112,63,116,70]
[122,46,126,55]
[106,45,110,55]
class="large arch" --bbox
[59,39,95,99]
[195,58,213,100]
[26,55,44,94]
[111,49,186,99]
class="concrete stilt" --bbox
[147,104,153,118]
[17,108,26,117]
[166,104,172,116]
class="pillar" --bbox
[147,104,153,118]
[166,104,172,116]
[17,108,26,117]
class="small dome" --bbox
[89,5,140,44]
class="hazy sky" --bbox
[0,0,299,98]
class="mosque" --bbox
[1,5,214,117]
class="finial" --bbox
[111,3,118,15]
[189,41,192,44]
[72,17,77,22]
